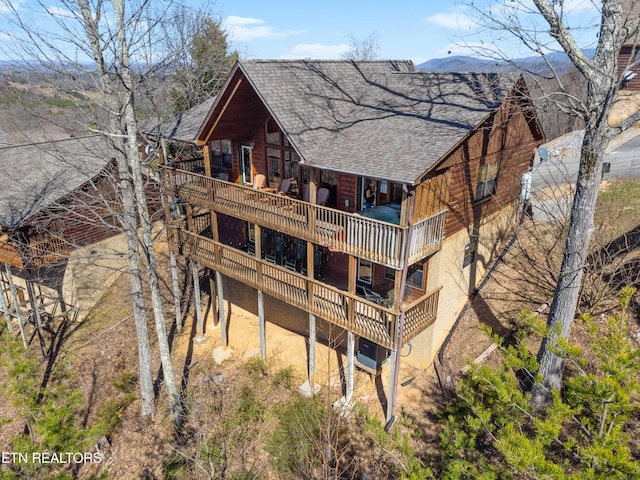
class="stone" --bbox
[212,346,233,364]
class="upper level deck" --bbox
[160,167,448,270]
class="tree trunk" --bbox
[528,0,632,409]
[113,0,184,429]
[77,0,156,419]
[531,89,615,409]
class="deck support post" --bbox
[308,313,316,386]
[5,264,27,348]
[0,269,12,335]
[386,349,397,422]
[215,270,227,346]
[346,330,355,402]
[191,262,205,341]
[26,272,46,355]
[258,290,266,361]
[208,268,216,328]
[170,251,182,334]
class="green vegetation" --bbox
[0,331,107,479]
[435,287,640,479]
[95,370,137,438]
[43,95,76,109]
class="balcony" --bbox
[167,225,440,349]
[161,167,447,269]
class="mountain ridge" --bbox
[417,49,596,74]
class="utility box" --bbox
[356,338,388,374]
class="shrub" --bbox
[436,287,640,479]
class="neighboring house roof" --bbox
[196,59,527,185]
[155,97,216,143]
[0,135,111,228]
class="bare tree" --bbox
[342,32,381,61]
[0,0,216,426]
[459,0,640,407]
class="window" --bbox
[475,160,499,201]
[240,145,252,185]
[385,266,396,281]
[406,262,424,290]
[358,258,372,284]
[210,140,232,168]
[463,237,477,269]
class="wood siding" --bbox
[618,46,640,91]
[2,167,162,269]
[433,97,537,238]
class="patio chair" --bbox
[317,188,329,206]
[362,287,383,305]
[277,178,292,195]
[253,174,267,189]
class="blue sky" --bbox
[0,0,602,64]
[217,0,602,64]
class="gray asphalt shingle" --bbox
[239,60,519,184]
[0,135,112,227]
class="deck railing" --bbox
[166,225,440,349]
[161,167,446,269]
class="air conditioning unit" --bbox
[356,338,388,374]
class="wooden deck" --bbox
[167,225,439,349]
[161,167,447,269]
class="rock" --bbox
[212,347,233,364]
[298,380,321,397]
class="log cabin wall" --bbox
[17,166,163,268]
[617,46,640,91]
[431,95,537,238]
[337,173,358,213]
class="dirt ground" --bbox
[3,201,639,478]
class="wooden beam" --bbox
[4,264,26,347]
[258,290,266,361]
[346,330,355,402]
[192,262,205,341]
[203,144,211,177]
[0,272,12,335]
[309,313,316,386]
[386,349,397,422]
[215,270,227,346]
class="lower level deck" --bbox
[167,224,439,350]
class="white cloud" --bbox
[223,16,305,42]
[0,0,26,15]
[425,11,477,29]
[45,6,72,17]
[424,6,477,29]
[279,43,351,60]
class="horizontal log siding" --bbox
[618,47,640,91]
[0,240,24,269]
[5,170,162,269]
[434,99,537,238]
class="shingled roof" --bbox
[198,59,522,185]
[155,97,216,143]
[0,135,112,227]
